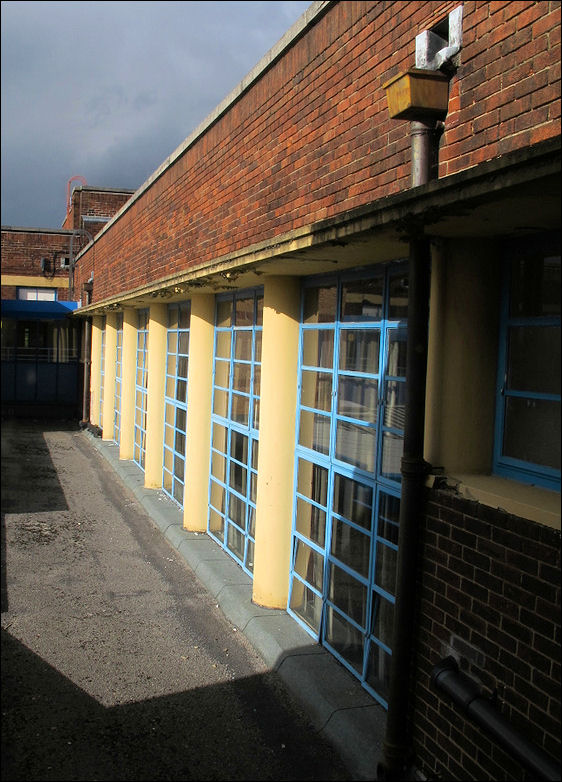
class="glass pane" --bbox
[210,480,225,513]
[227,524,245,560]
[215,330,231,358]
[366,642,391,702]
[507,326,560,395]
[211,451,226,482]
[333,474,373,530]
[248,505,256,537]
[213,388,228,418]
[254,331,262,363]
[330,520,371,578]
[209,508,225,542]
[371,591,395,648]
[234,331,252,361]
[377,493,400,546]
[303,286,337,323]
[289,580,322,635]
[296,498,326,547]
[231,394,249,425]
[389,275,409,320]
[253,365,261,395]
[214,359,229,388]
[503,397,560,470]
[250,472,257,503]
[335,420,376,472]
[235,298,254,326]
[174,455,184,482]
[167,332,178,355]
[299,410,331,455]
[510,256,561,317]
[297,459,328,506]
[166,376,175,398]
[324,607,364,675]
[233,362,251,393]
[301,370,332,412]
[342,278,383,320]
[253,398,260,429]
[338,377,378,422]
[328,562,367,627]
[173,480,184,505]
[212,423,227,453]
[216,299,232,327]
[293,538,324,592]
[387,331,407,377]
[176,379,187,403]
[302,329,334,368]
[245,539,255,573]
[178,332,189,355]
[177,356,188,379]
[174,430,185,457]
[380,432,403,480]
[175,407,186,431]
[231,431,248,464]
[375,541,397,596]
[339,329,380,373]
[179,303,190,329]
[251,440,259,471]
[384,381,406,430]
[228,494,246,527]
[256,297,263,327]
[229,461,247,495]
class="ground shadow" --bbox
[0,418,73,515]
[1,629,349,782]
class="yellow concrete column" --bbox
[90,316,103,427]
[424,244,446,466]
[144,303,167,489]
[252,276,300,608]
[119,307,137,461]
[102,312,117,441]
[183,294,215,531]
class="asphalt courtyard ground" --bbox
[1,417,353,781]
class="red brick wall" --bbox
[62,189,134,233]
[73,1,561,303]
[1,229,72,300]
[414,487,561,780]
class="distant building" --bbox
[1,186,134,416]
[5,2,561,779]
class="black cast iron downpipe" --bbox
[432,657,562,782]
[379,117,437,781]
[380,233,432,782]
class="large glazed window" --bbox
[162,302,190,507]
[208,289,262,575]
[494,239,560,491]
[133,309,149,470]
[288,264,407,708]
[113,312,123,445]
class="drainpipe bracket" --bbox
[401,456,432,478]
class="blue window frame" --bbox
[162,302,190,507]
[99,318,106,428]
[288,263,408,708]
[494,239,560,491]
[113,312,123,445]
[208,289,262,576]
[133,309,149,470]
